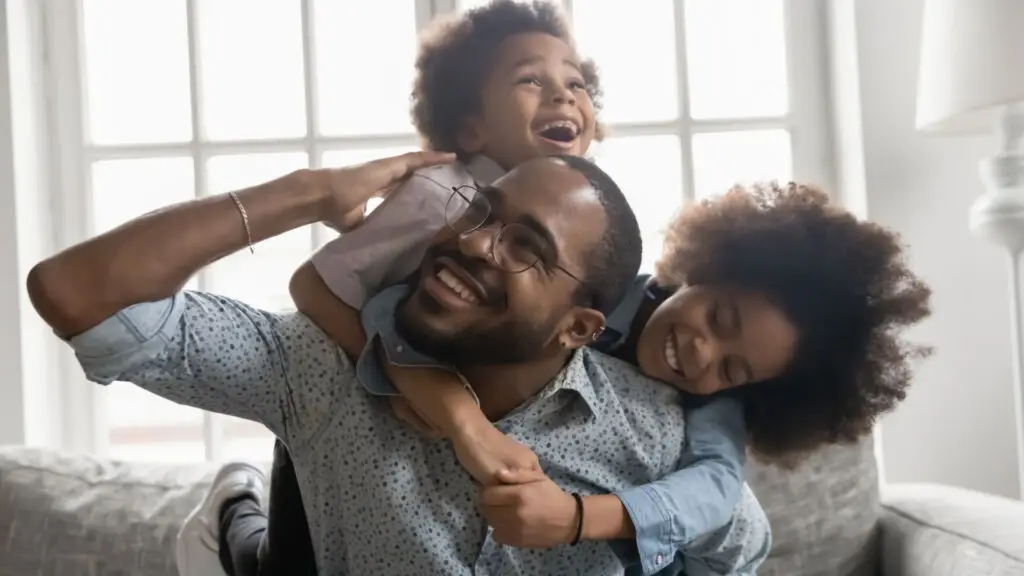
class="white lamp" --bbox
[916,0,1024,498]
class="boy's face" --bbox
[459,32,597,168]
[636,284,799,395]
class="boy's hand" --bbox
[451,423,540,487]
[315,150,456,230]
[480,470,578,548]
[389,396,446,439]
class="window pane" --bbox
[196,0,306,140]
[684,0,788,119]
[91,157,195,235]
[314,1,418,136]
[322,146,419,227]
[222,417,275,463]
[574,0,678,123]
[82,0,192,144]
[692,129,792,200]
[206,153,313,312]
[590,136,683,273]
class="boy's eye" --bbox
[568,79,587,91]
[517,76,542,87]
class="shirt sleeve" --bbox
[310,172,453,309]
[66,291,353,451]
[614,396,747,575]
[680,485,771,576]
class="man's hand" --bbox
[480,469,579,548]
[315,151,456,230]
[451,422,540,486]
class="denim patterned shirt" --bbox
[362,283,750,575]
[66,291,769,575]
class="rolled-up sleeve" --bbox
[614,396,747,575]
[681,485,771,576]
[64,291,353,450]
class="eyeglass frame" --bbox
[445,185,585,284]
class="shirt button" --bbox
[395,345,404,353]
[655,555,664,565]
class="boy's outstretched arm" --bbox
[290,261,366,358]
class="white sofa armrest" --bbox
[880,483,1024,576]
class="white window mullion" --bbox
[300,0,325,250]
[184,0,222,463]
[43,0,105,455]
[672,0,697,204]
[783,0,835,193]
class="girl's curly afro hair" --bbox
[656,182,932,465]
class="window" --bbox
[46,0,829,462]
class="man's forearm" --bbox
[28,169,326,337]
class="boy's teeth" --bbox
[539,120,578,135]
[436,268,479,303]
[664,337,680,371]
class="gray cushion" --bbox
[747,436,880,576]
[0,446,217,576]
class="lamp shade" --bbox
[916,0,1024,134]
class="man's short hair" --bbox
[551,155,642,315]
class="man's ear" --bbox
[557,308,607,350]
[456,117,486,155]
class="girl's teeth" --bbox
[664,337,680,371]
[436,268,479,303]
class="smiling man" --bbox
[27,151,769,575]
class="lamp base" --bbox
[970,104,1024,499]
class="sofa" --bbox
[1,437,1022,575]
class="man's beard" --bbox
[395,292,556,366]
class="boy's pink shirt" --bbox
[311,155,505,309]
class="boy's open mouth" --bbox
[534,119,581,147]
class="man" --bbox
[28,151,769,575]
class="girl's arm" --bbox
[290,262,539,485]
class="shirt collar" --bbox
[534,349,603,419]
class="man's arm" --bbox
[28,170,327,338]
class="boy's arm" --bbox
[382,363,540,484]
[290,261,367,358]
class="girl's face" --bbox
[635,284,799,395]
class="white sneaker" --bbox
[175,462,267,576]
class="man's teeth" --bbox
[436,268,479,303]
[664,337,680,372]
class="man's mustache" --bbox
[425,247,506,307]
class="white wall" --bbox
[832,0,1021,497]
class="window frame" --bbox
[41,0,832,460]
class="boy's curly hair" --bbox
[412,0,604,158]
[656,183,932,465]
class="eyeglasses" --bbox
[445,185,583,283]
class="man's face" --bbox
[396,158,607,365]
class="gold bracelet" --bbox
[228,191,254,254]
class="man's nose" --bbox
[457,224,499,265]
